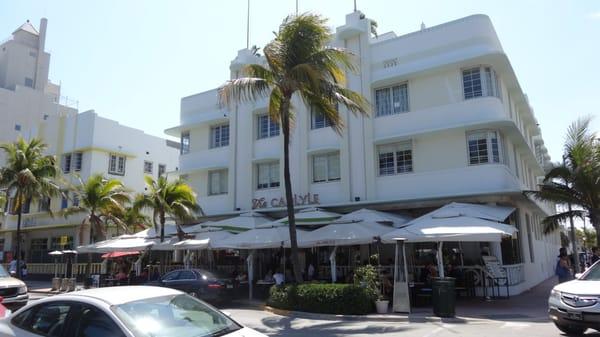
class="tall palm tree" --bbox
[134,176,201,242]
[0,138,61,278]
[107,204,149,235]
[527,118,600,245]
[64,174,130,244]
[219,13,370,282]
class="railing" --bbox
[503,263,525,285]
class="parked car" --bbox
[0,266,28,309]
[0,285,266,337]
[549,259,600,335]
[150,269,236,301]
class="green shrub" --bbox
[267,283,376,315]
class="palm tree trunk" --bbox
[160,211,166,242]
[281,97,303,284]
[15,199,22,279]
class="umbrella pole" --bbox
[247,250,254,301]
[329,247,337,283]
[437,242,445,278]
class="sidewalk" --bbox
[26,280,84,294]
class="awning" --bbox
[332,208,412,227]
[101,251,139,259]
[212,223,309,249]
[381,203,517,243]
[298,221,395,247]
[202,212,272,233]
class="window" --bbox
[375,83,409,116]
[14,124,21,131]
[462,66,501,100]
[210,124,230,148]
[257,161,280,189]
[377,141,413,175]
[22,198,31,214]
[181,131,190,154]
[62,153,72,173]
[73,194,80,207]
[38,197,50,212]
[29,51,37,57]
[24,77,34,88]
[144,161,153,174]
[61,193,68,209]
[257,115,280,139]
[312,153,340,183]
[162,270,181,281]
[22,303,72,336]
[467,130,501,165]
[73,152,83,171]
[178,270,197,280]
[50,236,73,250]
[108,154,126,175]
[75,306,126,337]
[208,169,228,195]
[158,164,166,177]
[311,109,332,129]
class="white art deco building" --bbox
[168,12,558,294]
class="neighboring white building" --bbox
[0,20,180,263]
[166,12,559,294]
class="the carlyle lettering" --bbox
[251,193,320,209]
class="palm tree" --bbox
[134,176,201,242]
[108,204,149,235]
[218,13,370,283]
[65,174,130,244]
[527,118,600,245]
[0,138,61,278]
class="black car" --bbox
[151,269,236,301]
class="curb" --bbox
[262,306,547,324]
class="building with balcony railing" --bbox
[167,12,558,293]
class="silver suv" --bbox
[549,261,600,335]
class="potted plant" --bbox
[354,263,387,314]
[375,293,390,314]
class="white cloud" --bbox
[589,11,600,19]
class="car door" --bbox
[69,305,128,337]
[8,301,77,337]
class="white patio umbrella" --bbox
[299,221,394,247]
[212,223,309,249]
[77,237,155,254]
[276,207,341,226]
[332,208,413,227]
[172,238,210,250]
[151,237,182,251]
[203,212,272,233]
[128,223,180,238]
[381,203,516,277]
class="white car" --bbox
[549,261,600,335]
[0,285,267,337]
[0,266,28,308]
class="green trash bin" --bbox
[432,277,456,317]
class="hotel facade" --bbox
[0,20,180,262]
[166,12,560,294]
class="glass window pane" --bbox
[270,162,280,187]
[378,151,395,175]
[392,84,409,113]
[313,155,327,182]
[327,153,341,181]
[375,88,391,116]
[463,67,483,100]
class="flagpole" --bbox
[246,0,250,49]
[353,0,357,12]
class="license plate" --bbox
[226,285,233,289]
[567,311,583,321]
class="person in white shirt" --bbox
[273,270,285,285]
[8,258,17,276]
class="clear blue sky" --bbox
[1,0,599,161]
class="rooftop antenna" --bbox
[353,0,357,12]
[295,0,298,15]
[246,0,250,49]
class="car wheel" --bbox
[554,322,586,335]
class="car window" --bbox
[11,307,32,329]
[178,270,196,280]
[162,271,181,281]
[26,303,71,337]
[75,306,126,337]
[582,263,600,281]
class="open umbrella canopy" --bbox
[299,221,395,248]
[151,237,182,251]
[276,207,341,226]
[202,212,272,233]
[128,223,179,238]
[212,223,309,249]
[77,237,155,253]
[333,208,412,227]
[381,203,517,243]
[48,250,63,256]
[172,238,210,250]
[101,251,139,259]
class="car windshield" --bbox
[0,265,10,278]
[581,263,600,281]
[112,294,241,337]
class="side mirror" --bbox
[575,273,583,279]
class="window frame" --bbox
[374,82,410,117]
[208,169,228,196]
[181,131,190,154]
[466,130,502,166]
[256,161,280,190]
[376,141,413,176]
[62,153,72,173]
[143,161,153,174]
[210,124,230,148]
[256,114,280,140]
[108,154,126,176]
[312,152,341,183]
[462,65,501,100]
[73,152,83,172]
[158,164,167,177]
[310,108,333,130]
